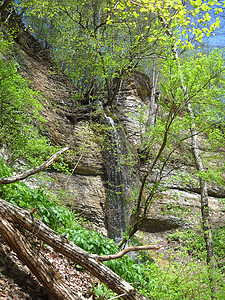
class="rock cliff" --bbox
[12,37,225,243]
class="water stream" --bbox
[100,102,126,243]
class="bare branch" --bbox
[91,245,160,262]
[109,293,126,300]
[0,147,69,184]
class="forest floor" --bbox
[0,237,99,299]
[0,233,174,300]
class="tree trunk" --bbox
[187,103,216,295]
[0,215,79,300]
[146,46,160,128]
[118,112,174,248]
[0,198,147,300]
[158,16,216,296]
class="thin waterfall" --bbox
[100,102,126,243]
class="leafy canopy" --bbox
[11,0,224,104]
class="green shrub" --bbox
[167,227,225,269]
[0,159,80,231]
[0,58,58,166]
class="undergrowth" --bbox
[167,227,225,271]
[0,160,224,299]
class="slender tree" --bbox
[116,6,225,299]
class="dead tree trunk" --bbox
[0,147,69,184]
[0,198,147,300]
[0,215,80,300]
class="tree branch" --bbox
[91,245,160,262]
[0,147,69,184]
[0,0,11,13]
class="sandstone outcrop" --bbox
[115,72,224,234]
[16,47,224,239]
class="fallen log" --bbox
[0,198,148,300]
[0,215,79,300]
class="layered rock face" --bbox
[19,47,224,240]
[18,49,107,234]
[116,72,224,234]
